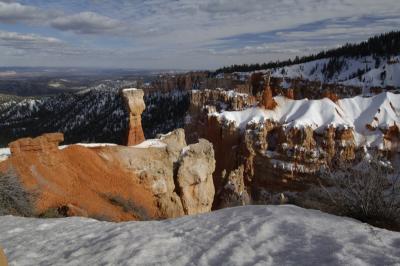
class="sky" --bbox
[0,0,399,70]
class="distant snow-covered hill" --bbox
[270,55,400,89]
[0,205,399,265]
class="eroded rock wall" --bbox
[184,89,399,208]
[0,129,216,221]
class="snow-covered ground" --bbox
[0,148,10,163]
[249,55,400,89]
[132,139,167,148]
[0,140,169,162]
[59,143,118,149]
[0,205,399,266]
[212,91,400,148]
[0,144,119,162]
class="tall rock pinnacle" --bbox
[122,88,146,146]
[260,73,277,110]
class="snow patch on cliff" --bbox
[212,92,400,147]
[0,148,10,162]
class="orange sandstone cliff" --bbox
[0,130,216,221]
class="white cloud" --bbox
[1,0,400,68]
[0,30,62,48]
[51,12,121,34]
[0,1,45,23]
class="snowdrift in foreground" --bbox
[212,92,400,147]
[1,205,399,266]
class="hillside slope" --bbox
[217,31,400,90]
[1,205,399,265]
[0,86,189,147]
[270,55,400,89]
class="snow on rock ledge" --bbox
[0,205,399,265]
[211,91,400,147]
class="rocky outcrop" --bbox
[185,89,255,144]
[260,76,277,110]
[0,129,216,221]
[189,89,255,112]
[122,88,145,146]
[177,139,215,215]
[383,123,400,154]
[9,133,63,155]
[323,91,340,103]
[146,71,250,94]
[0,245,7,266]
[185,91,399,207]
[285,89,295,99]
[113,129,215,217]
[260,75,277,110]
[260,86,277,110]
[214,166,250,209]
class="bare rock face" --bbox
[9,133,64,155]
[323,91,340,103]
[215,166,250,209]
[0,245,7,266]
[157,129,187,161]
[285,89,295,99]
[185,89,255,144]
[260,75,277,110]
[189,89,255,112]
[260,86,277,110]
[0,129,216,221]
[177,139,216,215]
[122,88,146,146]
[184,91,362,204]
[383,123,400,154]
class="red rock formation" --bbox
[260,75,277,110]
[335,127,356,161]
[0,130,216,221]
[184,87,397,209]
[9,133,63,155]
[323,91,340,103]
[185,89,255,144]
[324,126,336,162]
[2,134,157,221]
[285,89,295,99]
[122,88,145,146]
[383,123,400,153]
[0,245,7,266]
